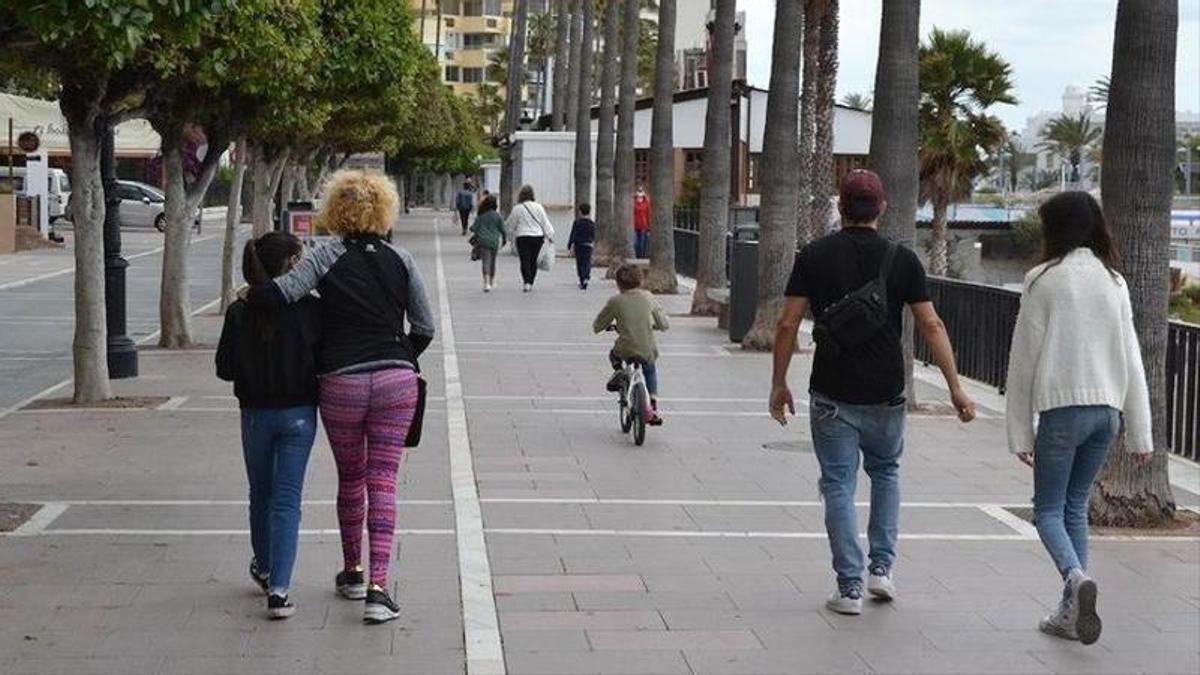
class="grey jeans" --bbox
[479,247,498,278]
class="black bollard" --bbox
[99,117,138,379]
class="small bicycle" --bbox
[613,358,652,447]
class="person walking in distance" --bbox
[248,170,435,625]
[769,170,976,615]
[1005,191,1152,645]
[568,203,597,290]
[506,184,555,292]
[469,194,506,292]
[217,232,321,620]
[455,181,475,236]
[633,184,652,259]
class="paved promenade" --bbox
[1,211,1197,674]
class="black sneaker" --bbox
[267,593,295,620]
[364,586,401,624]
[249,558,269,595]
[336,569,367,600]
[606,372,627,392]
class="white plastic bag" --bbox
[537,242,556,272]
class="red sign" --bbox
[17,132,39,154]
[290,212,313,238]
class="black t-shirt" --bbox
[785,227,930,404]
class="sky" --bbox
[737,0,1200,131]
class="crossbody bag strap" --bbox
[877,241,898,292]
[522,203,549,237]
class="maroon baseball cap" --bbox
[839,169,887,208]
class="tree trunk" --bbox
[251,147,288,237]
[593,0,621,266]
[690,0,737,315]
[1091,0,1177,527]
[868,0,921,405]
[221,139,248,313]
[741,0,803,350]
[796,0,822,245]
[279,162,299,209]
[65,111,112,402]
[573,0,596,211]
[552,0,571,130]
[502,0,529,216]
[566,0,583,131]
[929,192,950,276]
[609,0,640,267]
[644,0,678,295]
[809,0,838,240]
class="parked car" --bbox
[1,167,72,222]
[114,181,200,232]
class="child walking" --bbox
[568,203,596,290]
[217,232,321,620]
[593,264,669,425]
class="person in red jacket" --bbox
[633,184,652,259]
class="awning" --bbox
[1,92,161,157]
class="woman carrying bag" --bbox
[469,194,506,292]
[506,184,555,292]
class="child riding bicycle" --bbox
[593,264,669,425]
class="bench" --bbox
[707,288,731,330]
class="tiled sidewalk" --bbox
[0,211,1196,674]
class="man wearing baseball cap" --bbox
[769,169,976,615]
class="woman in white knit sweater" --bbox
[1005,191,1152,646]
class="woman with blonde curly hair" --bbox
[248,169,434,625]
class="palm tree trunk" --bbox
[221,138,248,313]
[644,0,678,294]
[574,0,596,211]
[593,0,621,265]
[502,0,529,215]
[609,0,640,267]
[566,0,583,131]
[689,0,737,315]
[552,0,571,130]
[930,191,951,276]
[740,0,803,350]
[809,0,838,241]
[795,0,822,246]
[868,0,921,405]
[1091,0,1177,527]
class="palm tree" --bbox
[573,0,595,209]
[740,0,803,350]
[690,0,737,315]
[1092,0,1178,528]
[527,10,556,118]
[796,0,821,245]
[809,0,839,241]
[609,0,639,265]
[841,92,872,110]
[566,0,583,130]
[552,0,571,130]
[1038,112,1102,184]
[593,0,621,265]
[868,0,921,403]
[644,0,676,293]
[501,0,529,215]
[918,28,1016,276]
[998,132,1034,193]
[1089,75,1110,110]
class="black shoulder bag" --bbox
[812,242,897,360]
[348,237,429,447]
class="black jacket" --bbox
[216,297,322,408]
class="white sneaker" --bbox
[867,567,896,601]
[825,587,863,615]
[483,284,491,293]
[1068,570,1102,645]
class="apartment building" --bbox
[411,0,516,98]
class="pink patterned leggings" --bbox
[319,368,420,587]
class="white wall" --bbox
[511,131,597,230]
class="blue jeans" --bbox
[635,230,650,259]
[1032,405,1119,578]
[810,393,905,591]
[241,405,317,593]
[610,352,659,397]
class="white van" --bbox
[0,167,72,222]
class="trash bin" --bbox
[728,224,759,343]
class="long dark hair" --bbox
[242,232,303,341]
[1031,191,1120,287]
[478,194,498,214]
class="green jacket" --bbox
[470,210,507,250]
[592,289,669,362]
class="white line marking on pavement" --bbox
[9,502,69,536]
[156,396,188,410]
[434,223,506,675]
[40,499,453,506]
[479,528,1198,543]
[4,528,454,537]
[978,504,1040,539]
[466,408,996,420]
[0,234,220,292]
[24,498,1025,509]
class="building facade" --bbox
[411,0,513,99]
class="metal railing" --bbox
[673,206,761,282]
[1167,322,1200,461]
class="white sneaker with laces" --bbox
[825,587,863,615]
[867,568,896,601]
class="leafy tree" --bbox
[918,28,1016,276]
[841,92,872,111]
[1038,112,1102,184]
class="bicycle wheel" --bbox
[619,391,633,433]
[631,383,647,446]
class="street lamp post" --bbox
[99,116,137,379]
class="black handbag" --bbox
[348,237,429,447]
[812,242,897,359]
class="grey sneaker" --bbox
[825,586,863,615]
[867,565,895,601]
[364,585,401,624]
[336,568,367,600]
[1069,570,1102,645]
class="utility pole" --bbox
[99,116,137,379]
